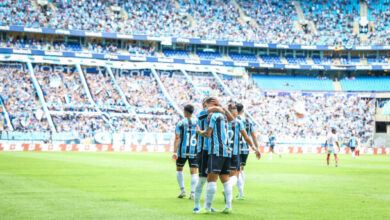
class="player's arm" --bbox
[251,131,261,150]
[197,126,213,137]
[206,106,234,122]
[172,133,180,161]
[207,106,224,114]
[172,122,182,161]
[240,129,261,159]
[197,113,216,137]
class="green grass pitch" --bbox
[0,152,389,220]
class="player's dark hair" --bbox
[228,103,237,111]
[184,104,194,114]
[204,96,217,104]
[236,103,244,113]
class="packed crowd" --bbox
[1,35,156,56]
[1,0,390,45]
[0,66,50,131]
[35,68,90,111]
[300,0,360,46]
[52,114,111,133]
[85,71,126,111]
[223,77,375,142]
[237,0,303,44]
[0,62,378,140]
[367,0,390,45]
[114,70,178,132]
[159,71,202,111]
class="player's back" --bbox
[350,137,357,147]
[176,117,198,158]
[208,112,230,157]
[327,133,338,148]
[237,115,251,154]
[269,135,275,145]
[197,109,209,151]
[227,118,243,156]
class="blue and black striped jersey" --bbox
[237,116,255,155]
[207,112,230,157]
[175,118,198,158]
[268,135,276,146]
[197,109,209,151]
[349,137,357,147]
[227,119,245,156]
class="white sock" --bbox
[223,181,233,209]
[229,176,238,188]
[237,175,244,196]
[270,152,273,159]
[237,171,245,196]
[176,171,185,192]
[190,174,198,194]
[352,152,355,159]
[204,182,217,210]
[194,177,206,209]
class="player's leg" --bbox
[226,155,239,190]
[269,146,274,160]
[326,153,330,166]
[202,173,218,212]
[275,145,282,158]
[198,155,220,214]
[334,153,338,167]
[176,158,187,198]
[189,158,199,200]
[351,147,355,159]
[237,154,247,199]
[194,151,207,211]
[220,157,233,214]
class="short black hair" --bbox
[236,103,244,113]
[228,103,237,111]
[204,96,217,104]
[184,104,194,114]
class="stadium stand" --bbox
[252,75,335,91]
[222,77,374,142]
[196,51,224,60]
[0,0,388,145]
[0,0,390,45]
[340,76,390,92]
[230,53,259,62]
[260,55,282,64]
[162,50,190,59]
[300,0,359,46]
[0,65,50,131]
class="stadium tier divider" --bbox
[75,64,114,129]
[0,95,14,131]
[180,68,203,96]
[26,61,56,132]
[150,68,184,117]
[105,66,146,131]
[210,71,261,128]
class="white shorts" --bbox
[327,147,338,154]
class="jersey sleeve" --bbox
[238,120,245,131]
[175,121,182,135]
[208,113,217,129]
[250,120,255,133]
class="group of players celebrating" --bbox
[172,97,261,214]
[171,96,364,214]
